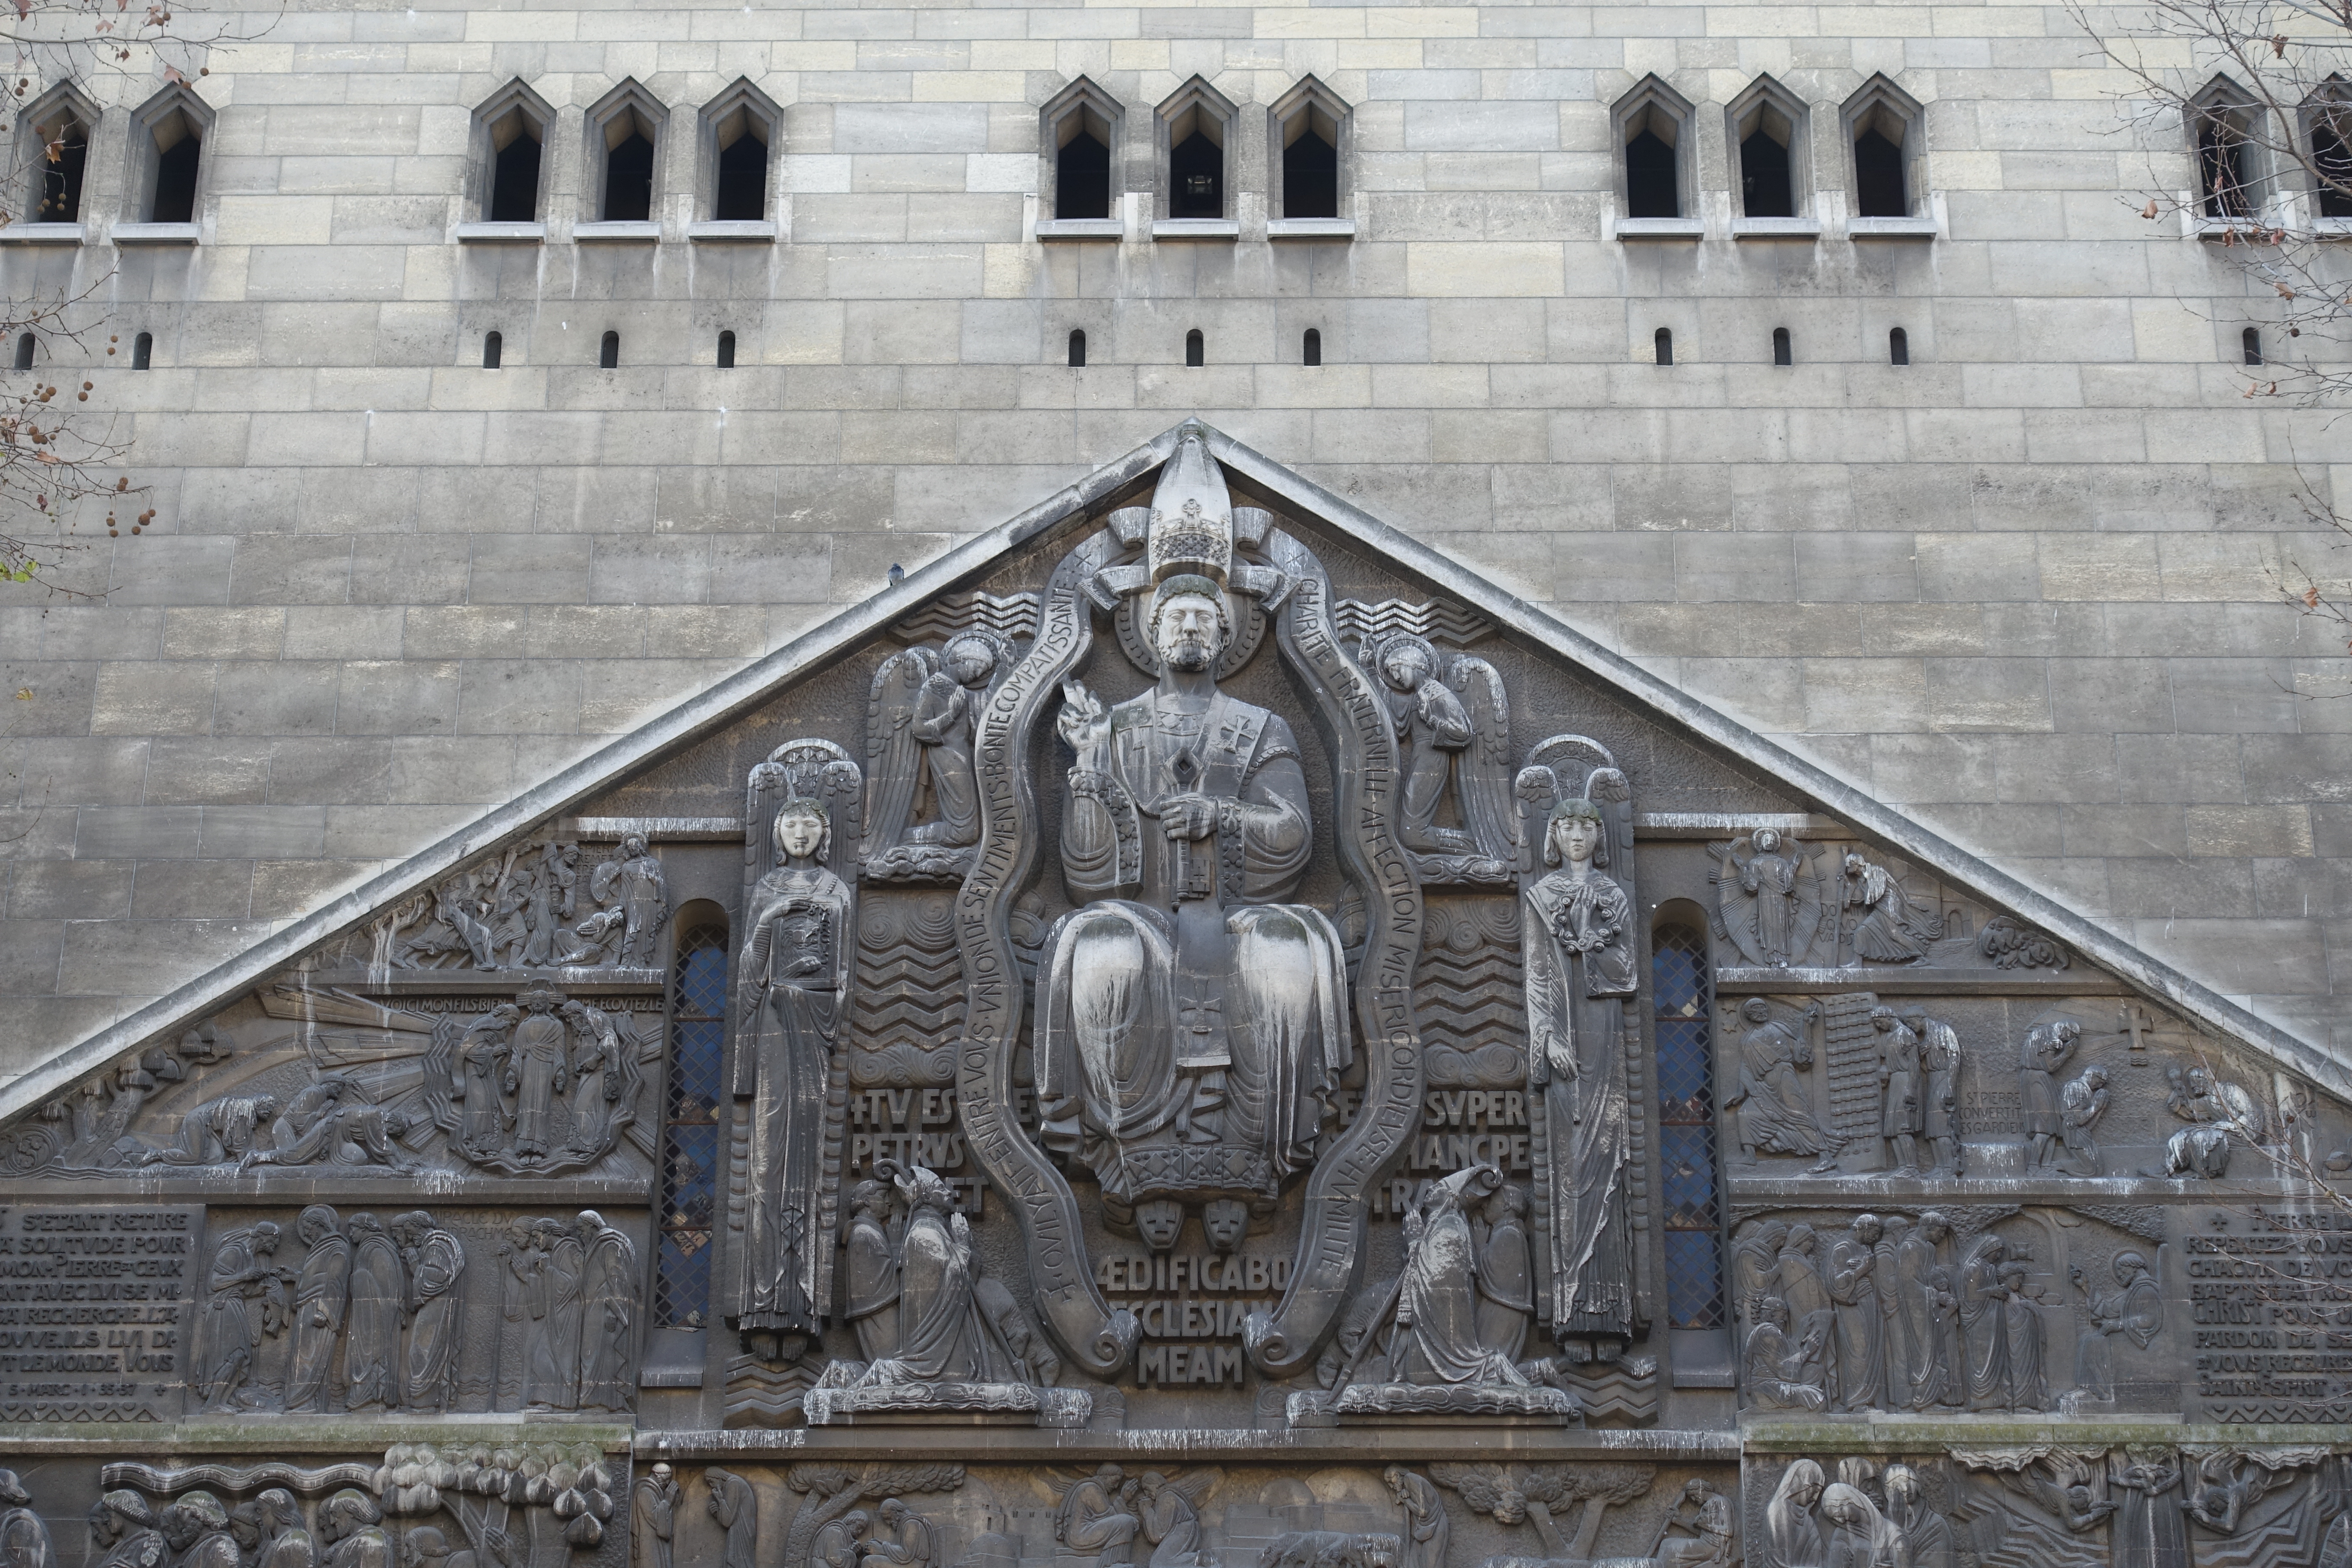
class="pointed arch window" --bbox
[2305,78,2352,219]
[1042,78,1121,224]
[18,85,94,225]
[1842,75,1927,219]
[1653,922,1724,1332]
[473,80,552,224]
[657,911,729,1329]
[701,79,778,224]
[587,80,667,224]
[1158,77,1237,222]
[127,85,212,226]
[1612,76,1695,222]
[1728,75,1808,219]
[2191,78,2263,220]
[1270,77,1348,220]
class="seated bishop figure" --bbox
[1036,437,1352,1251]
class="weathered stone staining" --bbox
[9,434,2352,1568]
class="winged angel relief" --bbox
[1354,629,1516,882]
[1708,828,1826,968]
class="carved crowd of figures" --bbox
[427,985,640,1175]
[1765,1460,1956,1568]
[196,1207,466,1416]
[499,1211,639,1412]
[366,837,671,972]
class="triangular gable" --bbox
[6,420,2332,1124]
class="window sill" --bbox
[455,221,546,243]
[2193,215,2271,240]
[1730,217,1822,240]
[1614,217,1704,240]
[575,220,661,243]
[1035,218,1123,241]
[687,220,777,242]
[0,223,85,245]
[110,221,199,245]
[1846,215,1939,240]
[2318,216,2352,240]
[1267,217,1356,239]
[1152,218,1240,240]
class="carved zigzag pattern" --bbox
[1333,597,1491,648]
[1418,898,1523,1087]
[852,892,962,1087]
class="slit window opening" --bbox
[1185,329,1204,367]
[604,125,655,222]
[1740,125,1794,217]
[1654,328,1673,366]
[483,331,502,370]
[713,121,767,222]
[1057,125,1111,220]
[132,332,152,370]
[150,126,200,224]
[2244,327,2263,365]
[1654,923,1725,1332]
[1302,328,1321,367]
[1889,327,1909,366]
[717,330,736,369]
[1281,116,1338,219]
[1625,124,1678,218]
[1068,329,1086,368]
[489,110,543,222]
[656,916,728,1329]
[1853,126,1906,217]
[1772,327,1792,366]
[600,331,620,370]
[10,335,31,373]
[34,115,87,223]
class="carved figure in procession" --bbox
[1816,1485,1899,1568]
[196,1219,292,1411]
[1897,1211,1962,1409]
[318,1491,391,1568]
[1872,1008,1923,1175]
[393,1211,465,1412]
[2017,1019,2082,1173]
[727,746,858,1362]
[576,1210,638,1411]
[245,1491,311,1568]
[1902,1010,1962,1176]
[1824,1215,1885,1412]
[1839,851,1943,964]
[1384,1468,1447,1568]
[0,1471,55,1568]
[1765,1460,1827,1568]
[1710,828,1824,968]
[1037,452,1351,1246]
[2110,1451,2188,1568]
[89,1493,166,1568]
[504,1218,580,1409]
[1773,1225,1836,1382]
[1743,1295,1827,1410]
[2153,1064,2268,1178]
[1055,1466,1140,1565]
[1517,747,1639,1356]
[1355,629,1513,871]
[426,985,635,1176]
[1120,1472,1216,1568]
[864,631,1014,879]
[344,1213,405,1412]
[1370,1166,1543,1394]
[2072,1250,2162,1401]
[2056,1066,2110,1176]
[286,1206,351,1412]
[1648,1479,1732,1568]
[633,1465,680,1568]
[1726,1000,1828,1164]
[706,1471,757,1568]
[159,1494,237,1568]
[1883,1468,1952,1568]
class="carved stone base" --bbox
[1286,1382,1581,1427]
[1411,852,1513,886]
[803,1380,1093,1427]
[860,845,979,883]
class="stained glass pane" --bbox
[655,1231,712,1329]
[677,930,730,1017]
[669,1020,725,1122]
[1652,928,1710,1019]
[1659,1124,1718,1226]
[662,1123,719,1229]
[1654,1020,1712,1120]
[1662,1229,1726,1329]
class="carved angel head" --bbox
[1544,799,1607,868]
[774,798,830,864]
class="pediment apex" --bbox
[6,420,2334,1133]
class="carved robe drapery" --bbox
[1522,866,1635,1339]
[401,1225,463,1411]
[733,861,854,1340]
[1037,687,1350,1209]
[287,1213,349,1414]
[343,1222,405,1412]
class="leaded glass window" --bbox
[656,919,727,1328]
[1654,924,1725,1329]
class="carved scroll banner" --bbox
[1244,528,1424,1378]
[956,528,1139,1379]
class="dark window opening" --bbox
[1057,129,1110,220]
[2244,326,2263,365]
[714,127,766,221]
[34,119,87,223]
[717,330,736,369]
[1654,923,1725,1331]
[1303,328,1321,367]
[604,127,655,222]
[1185,328,1204,367]
[10,334,30,373]
[1890,327,1909,366]
[1068,328,1086,368]
[482,331,502,370]
[1772,327,1792,366]
[1626,127,1678,218]
[1740,128,1794,217]
[150,132,200,224]
[1170,130,1223,219]
[2315,113,2352,218]
[2199,116,2252,218]
[132,332,152,371]
[1654,327,1673,366]
[1282,124,1338,219]
[600,331,620,370]
[1854,126,1906,217]
[489,117,542,222]
[656,916,727,1329]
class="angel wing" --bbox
[1427,1464,1513,1518]
[1442,655,1516,860]
[864,647,937,857]
[1161,1468,1222,1508]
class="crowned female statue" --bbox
[1035,438,1352,1251]
[731,793,855,1360]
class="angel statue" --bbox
[1709,828,1823,968]
[1839,851,1943,965]
[862,630,1014,879]
[1354,629,1514,875]
[726,757,857,1364]
[1518,744,1640,1354]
